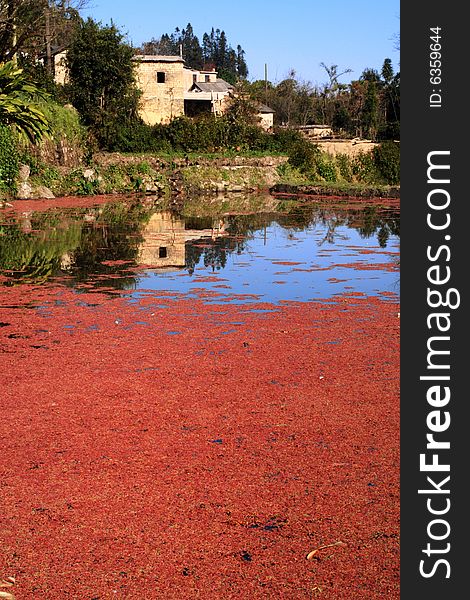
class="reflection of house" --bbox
[137,212,226,269]
[138,212,187,269]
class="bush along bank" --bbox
[277,139,400,191]
[2,106,400,200]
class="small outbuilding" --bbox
[255,103,275,131]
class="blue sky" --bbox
[83,0,400,85]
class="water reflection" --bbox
[0,195,399,301]
[138,212,226,270]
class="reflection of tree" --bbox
[279,203,400,247]
[0,219,82,285]
[64,200,156,290]
[184,213,271,275]
[186,233,237,275]
[0,199,401,288]
[68,221,142,290]
[0,200,156,288]
[183,205,400,273]
[355,206,400,248]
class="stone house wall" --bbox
[134,57,186,125]
[317,139,379,157]
[183,68,218,90]
[258,112,274,131]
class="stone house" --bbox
[295,124,333,139]
[133,55,187,124]
[54,51,274,128]
[52,50,68,85]
[133,55,237,124]
[185,78,235,117]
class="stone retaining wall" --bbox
[317,139,379,157]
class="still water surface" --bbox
[0,195,399,304]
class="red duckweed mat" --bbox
[0,285,399,599]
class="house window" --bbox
[159,247,168,258]
[193,74,197,83]
[205,74,210,82]
[157,72,166,83]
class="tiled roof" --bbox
[256,103,275,113]
[191,79,234,93]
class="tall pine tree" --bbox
[140,24,248,82]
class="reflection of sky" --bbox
[134,223,400,304]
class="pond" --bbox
[0,194,400,304]
[0,193,401,598]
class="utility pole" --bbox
[265,63,268,106]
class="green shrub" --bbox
[276,162,309,185]
[165,117,198,151]
[352,152,380,184]
[15,100,88,171]
[317,157,337,182]
[38,166,61,189]
[37,101,86,144]
[0,126,19,193]
[100,113,305,155]
[287,140,320,174]
[271,128,304,152]
[336,153,353,181]
[106,121,159,153]
[100,164,129,193]
[372,141,400,185]
[16,151,41,176]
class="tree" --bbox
[0,1,85,68]
[202,31,213,65]
[65,18,141,147]
[0,1,42,62]
[236,45,247,79]
[180,23,203,69]
[140,34,173,56]
[362,79,379,140]
[318,63,352,126]
[245,55,399,138]
[0,60,50,141]
[381,58,394,84]
[360,67,381,83]
[320,62,352,94]
[224,90,259,126]
[380,58,399,139]
[140,24,248,82]
[273,70,298,126]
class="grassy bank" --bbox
[1,96,399,201]
[3,150,399,201]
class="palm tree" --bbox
[0,60,51,142]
